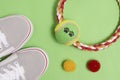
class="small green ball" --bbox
[55,20,80,45]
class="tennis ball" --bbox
[55,20,80,45]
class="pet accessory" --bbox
[55,0,120,51]
[63,59,76,72]
[87,60,101,72]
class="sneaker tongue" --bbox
[0,53,18,66]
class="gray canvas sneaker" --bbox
[0,48,49,80]
[0,15,33,58]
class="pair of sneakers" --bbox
[0,15,49,80]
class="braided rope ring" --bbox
[56,0,120,51]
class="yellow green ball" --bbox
[55,20,80,45]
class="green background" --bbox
[0,0,120,80]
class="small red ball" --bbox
[87,60,101,72]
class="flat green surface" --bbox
[0,0,120,80]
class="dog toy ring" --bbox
[55,0,120,51]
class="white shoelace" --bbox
[0,62,26,80]
[0,31,9,50]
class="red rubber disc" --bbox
[87,60,101,72]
